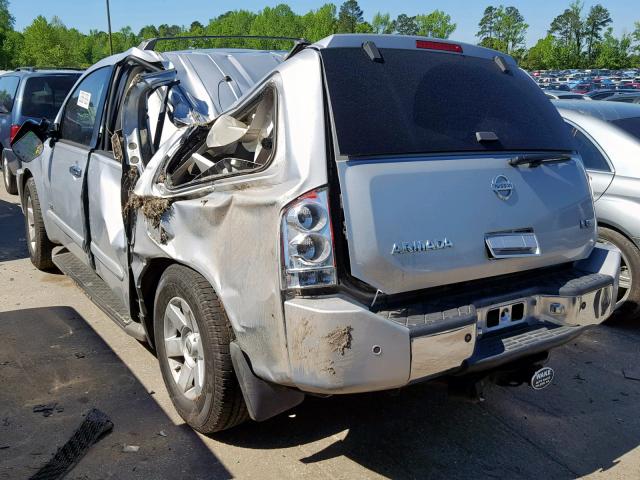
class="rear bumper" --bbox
[283,245,619,394]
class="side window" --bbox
[60,67,111,147]
[568,125,610,171]
[0,76,20,113]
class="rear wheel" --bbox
[23,177,55,270]
[3,155,17,195]
[154,265,248,433]
[598,227,640,320]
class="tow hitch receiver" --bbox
[530,366,554,390]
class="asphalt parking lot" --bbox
[1,186,640,480]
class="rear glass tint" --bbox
[320,48,574,157]
[22,75,79,119]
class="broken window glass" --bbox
[164,86,276,187]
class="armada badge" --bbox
[492,175,514,200]
[391,238,453,255]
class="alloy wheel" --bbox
[25,193,36,252]
[163,296,205,400]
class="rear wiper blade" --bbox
[509,153,572,168]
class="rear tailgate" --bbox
[337,154,594,294]
[320,39,594,295]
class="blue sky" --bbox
[10,0,640,47]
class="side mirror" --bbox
[206,114,249,149]
[10,119,49,163]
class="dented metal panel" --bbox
[128,49,331,384]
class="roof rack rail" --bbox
[15,66,84,72]
[138,35,310,52]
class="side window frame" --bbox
[565,119,613,173]
[162,80,279,192]
[0,75,21,113]
[59,66,114,149]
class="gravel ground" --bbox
[1,186,640,480]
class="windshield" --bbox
[610,117,640,140]
[320,48,574,157]
[22,75,80,119]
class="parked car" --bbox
[544,91,584,100]
[584,89,640,101]
[0,68,81,194]
[12,35,619,433]
[606,93,640,104]
[572,82,597,94]
[555,100,640,319]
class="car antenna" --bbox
[362,41,383,63]
[493,55,510,73]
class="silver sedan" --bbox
[555,100,640,319]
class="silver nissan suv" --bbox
[12,34,620,432]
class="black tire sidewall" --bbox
[598,227,640,318]
[24,180,38,260]
[154,268,218,431]
[3,158,17,194]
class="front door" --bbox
[48,67,112,261]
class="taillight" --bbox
[416,40,463,53]
[9,124,20,143]
[280,187,336,290]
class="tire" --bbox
[154,265,248,433]
[3,154,17,195]
[598,227,640,320]
[23,177,55,270]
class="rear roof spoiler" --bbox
[138,35,310,53]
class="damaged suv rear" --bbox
[13,34,620,433]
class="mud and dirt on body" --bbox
[325,326,353,356]
[124,194,173,230]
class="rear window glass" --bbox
[321,48,575,157]
[610,117,640,140]
[22,75,79,119]
[0,76,20,112]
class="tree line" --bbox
[0,0,638,70]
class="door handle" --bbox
[69,165,82,178]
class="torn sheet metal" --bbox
[129,50,331,384]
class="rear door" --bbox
[321,44,595,295]
[47,67,112,262]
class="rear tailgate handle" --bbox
[69,165,82,178]
[486,232,541,258]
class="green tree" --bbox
[335,0,363,33]
[584,4,612,63]
[138,25,159,40]
[0,0,15,67]
[477,6,499,43]
[477,6,527,54]
[416,10,456,39]
[355,21,373,33]
[498,6,527,53]
[206,10,257,48]
[394,14,418,36]
[1,29,22,68]
[371,12,394,34]
[521,34,558,69]
[594,27,631,69]
[301,4,337,42]
[549,1,584,66]
[250,4,303,49]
